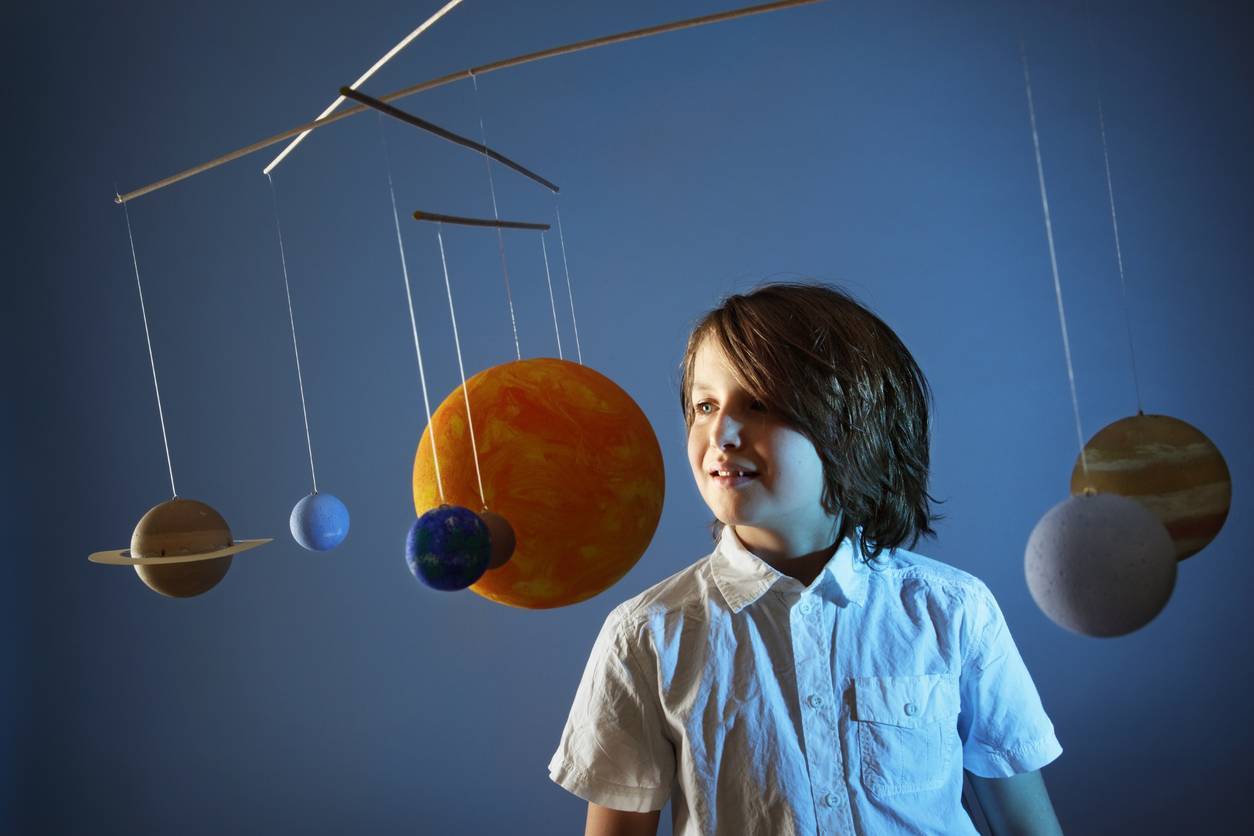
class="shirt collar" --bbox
[710,523,870,613]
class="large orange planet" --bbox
[1070,412,1231,561]
[413,358,665,609]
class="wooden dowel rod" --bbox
[114,0,824,204]
[263,0,465,175]
[413,210,550,230]
[341,87,559,193]
[464,0,822,81]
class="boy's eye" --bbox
[693,400,765,415]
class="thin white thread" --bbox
[554,199,583,364]
[120,195,178,498]
[379,116,444,504]
[470,73,521,360]
[266,173,318,494]
[1020,40,1089,478]
[435,226,488,509]
[1086,9,1144,416]
[540,233,563,359]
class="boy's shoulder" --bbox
[868,541,995,605]
[609,548,718,628]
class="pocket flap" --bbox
[853,673,958,728]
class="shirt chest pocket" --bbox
[852,673,960,798]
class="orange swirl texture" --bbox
[413,358,665,609]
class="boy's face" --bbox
[686,338,832,550]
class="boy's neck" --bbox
[733,517,843,588]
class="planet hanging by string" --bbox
[88,498,271,598]
[290,492,350,551]
[1069,413,1230,561]
[406,504,492,590]
[478,508,516,570]
[1025,491,1177,638]
[412,357,665,609]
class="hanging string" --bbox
[1019,39,1089,478]
[1085,6,1144,416]
[553,199,584,364]
[469,72,522,360]
[434,226,488,509]
[266,173,319,494]
[378,115,445,504]
[119,193,178,498]
[540,233,564,359]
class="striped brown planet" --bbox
[89,498,271,597]
[1070,413,1230,561]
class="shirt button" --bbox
[807,694,825,709]
[904,702,919,716]
[821,792,839,808]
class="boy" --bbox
[549,283,1064,834]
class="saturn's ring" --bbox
[88,539,273,566]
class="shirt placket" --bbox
[792,591,856,834]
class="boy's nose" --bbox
[713,416,742,448]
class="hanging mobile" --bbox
[357,83,574,589]
[425,214,527,577]
[374,115,500,591]
[1062,18,1230,563]
[88,198,272,598]
[346,88,572,589]
[96,0,819,605]
[1016,40,1176,638]
[266,175,350,552]
[407,205,665,609]
[355,82,662,609]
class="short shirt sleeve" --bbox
[958,582,1063,778]
[548,603,675,812]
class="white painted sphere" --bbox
[1025,492,1177,638]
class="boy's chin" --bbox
[714,510,762,530]
[706,494,769,529]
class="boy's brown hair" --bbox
[679,281,944,563]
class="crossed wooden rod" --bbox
[113,0,825,214]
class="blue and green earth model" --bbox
[406,504,491,591]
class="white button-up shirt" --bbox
[549,525,1062,835]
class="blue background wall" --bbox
[10,1,1252,833]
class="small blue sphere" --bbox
[290,492,350,551]
[406,504,491,591]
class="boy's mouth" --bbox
[709,459,758,476]
[709,465,759,487]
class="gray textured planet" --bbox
[1025,492,1177,638]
